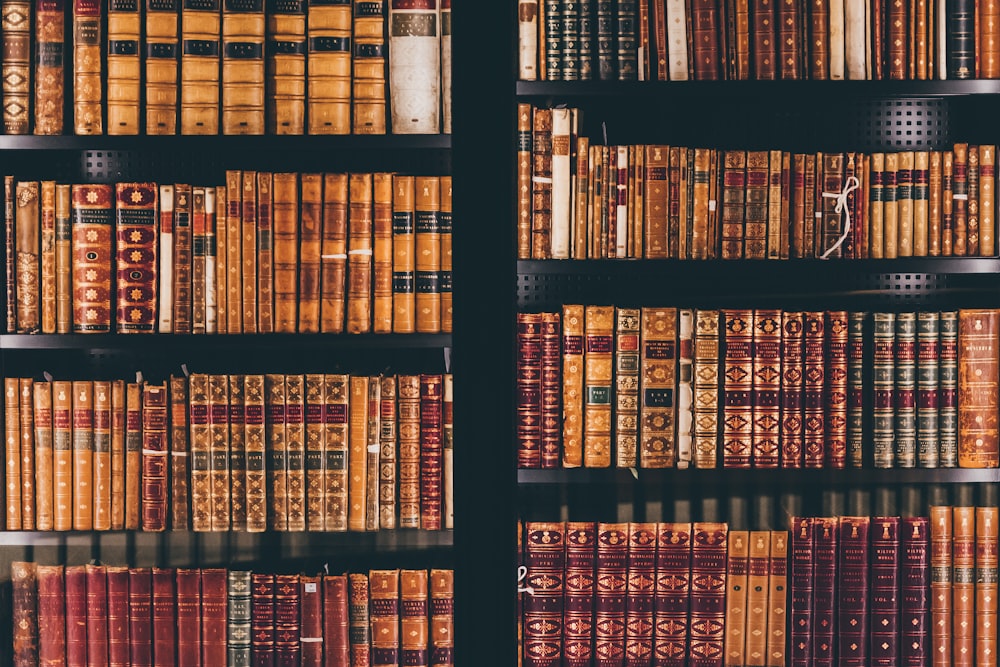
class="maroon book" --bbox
[141,382,169,531]
[300,575,323,666]
[824,311,848,468]
[900,517,930,667]
[152,568,176,667]
[688,522,727,667]
[66,565,88,667]
[322,575,350,667]
[564,521,596,667]
[37,565,66,666]
[870,517,901,667]
[625,522,656,667]
[524,521,566,667]
[86,564,109,667]
[200,569,227,667]
[751,309,782,467]
[275,574,301,667]
[12,561,38,667]
[781,312,805,467]
[516,312,543,468]
[540,311,562,468]
[175,569,202,667]
[129,568,153,667]
[419,374,444,530]
[654,522,692,667]
[811,517,838,667]
[803,312,826,467]
[251,573,276,667]
[789,517,814,667]
[722,310,753,468]
[106,566,131,667]
[595,522,628,667]
[837,516,870,667]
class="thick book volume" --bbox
[300,173,324,332]
[181,0,222,133]
[430,568,454,666]
[690,522,728,666]
[305,0,350,134]
[420,373,443,530]
[640,307,677,468]
[324,575,351,665]
[146,0,179,134]
[11,561,38,666]
[397,374,420,529]
[267,373,290,531]
[723,309,753,468]
[228,571,252,666]
[71,184,113,332]
[900,517,929,667]
[370,569,400,666]
[375,171,399,331]
[953,506,975,664]
[322,172,349,332]
[349,572,372,665]
[15,181,39,333]
[222,0,265,134]
[323,373,349,531]
[209,373,232,531]
[958,308,1000,467]
[392,174,416,333]
[352,0,386,133]
[694,309,721,468]
[39,181,55,333]
[347,172,374,333]
[584,305,613,467]
[524,522,565,666]
[415,175,441,332]
[115,183,158,332]
[141,382,168,531]
[190,373,213,531]
[273,171,299,332]
[73,0,102,133]
[976,507,999,666]
[388,0,440,134]
[251,572,276,664]
[5,379,21,529]
[71,380,94,530]
[37,565,65,665]
[34,0,65,134]
[107,0,141,134]
[201,569,228,665]
[173,184,194,333]
[268,0,306,134]
[790,518,814,667]
[871,517,901,667]
[614,308,639,467]
[723,530,749,667]
[3,0,30,134]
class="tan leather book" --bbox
[15,181,39,333]
[976,507,999,666]
[304,373,326,531]
[71,380,93,530]
[243,374,266,532]
[180,0,221,133]
[227,374,246,531]
[694,309,720,468]
[13,379,34,531]
[208,373,231,530]
[188,372,212,531]
[257,172,273,332]
[929,151,942,256]
[943,151,955,256]
[953,143,969,256]
[72,184,113,332]
[439,175,452,333]
[323,373,349,531]
[365,375,380,531]
[388,0,440,134]
[981,145,996,257]
[265,373,288,530]
[400,570,429,664]
[614,307,640,467]
[169,375,190,530]
[372,172,394,333]
[298,173,323,333]
[55,184,71,333]
[272,172,299,332]
[157,184,175,332]
[221,0,265,134]
[958,308,1000,467]
[584,305,614,467]
[306,0,350,134]
[954,506,975,663]
[690,148,712,259]
[897,151,915,257]
[868,152,885,258]
[347,173,374,333]
[5,175,13,333]
[392,175,415,333]
[415,175,441,333]
[397,374,420,529]
[93,381,112,530]
[430,569,454,666]
[192,187,208,332]
[51,380,72,530]
[225,171,243,331]
[914,151,930,256]
[765,531,788,667]
[214,185,227,332]
[2,0,31,134]
[883,152,899,258]
[724,530,750,667]
[110,381,125,530]
[516,104,532,259]
[204,186,218,332]
[3,378,20,529]
[348,375,368,531]
[531,107,551,258]
[982,0,1000,77]
[39,181,56,333]
[34,0,64,135]
[370,569,401,664]
[107,0,141,134]
[267,0,305,134]
[352,0,386,134]
[562,304,584,467]
[574,135,590,259]
[145,0,179,133]
[123,381,141,530]
[744,530,771,665]
[241,171,258,332]
[285,374,306,531]
[33,380,53,531]
[172,183,193,333]
[640,307,677,468]
[379,375,397,530]
[440,0,450,133]
[321,172,348,332]
[73,0,102,134]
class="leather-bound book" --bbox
[420,373,443,530]
[323,575,351,665]
[751,0,776,78]
[323,373,349,531]
[369,569,400,667]
[34,0,64,134]
[285,374,306,531]
[723,309,753,468]
[931,507,954,665]
[916,311,940,468]
[899,518,929,667]
[266,373,289,530]
[873,312,896,467]
[744,532,771,665]
[347,375,368,531]
[352,0,386,133]
[438,181,452,326]
[942,152,955,256]
[200,569,227,666]
[982,146,997,256]
[948,0,974,77]
[110,380,125,530]
[106,566,130,667]
[175,569,201,666]
[244,374,267,531]
[3,379,20,529]
[107,0,140,133]
[397,374,420,529]
[611,307,639,468]
[929,152,943,255]
[519,0,538,79]
[192,188,208,332]
[789,518,814,667]
[52,380,73,530]
[223,172,242,332]
[304,374,326,531]
[516,105,533,259]
[4,177,13,332]
[298,574,323,666]
[14,379,34,530]
[370,172,393,332]
[824,311,848,469]
[654,523,692,666]
[939,311,959,467]
[643,145,669,257]
[639,306,677,468]
[415,176,441,333]
[347,173,374,333]
[614,0,638,79]
[870,517,901,667]
[115,183,158,333]
[976,507,998,665]
[251,573,275,665]
[563,522,596,667]
[227,375,247,531]
[837,516,870,667]
[594,522,627,665]
[802,312,826,468]
[39,181,56,333]
[145,0,179,134]
[388,0,440,133]
[272,172,299,332]
[256,171,273,332]
[2,0,30,134]
[817,153,844,257]
[152,568,177,666]
[299,173,324,333]
[55,184,72,332]
[625,523,656,665]
[430,569,454,667]
[953,144,970,255]
[208,374,231,530]
[561,0,579,81]
[169,375,191,531]
[348,573,371,666]
[693,309,720,469]
[128,568,152,666]
[14,181,39,333]
[898,151,915,256]
[141,382,168,531]
[72,0,102,133]
[779,311,805,468]
[32,381,53,531]
[561,304,584,467]
[777,0,800,77]
[221,0,265,134]
[723,530,750,667]
[227,571,252,667]
[322,172,349,332]
[71,380,94,530]
[539,311,561,469]
[379,375,397,529]
[743,151,768,258]
[894,312,918,467]
[93,381,112,530]
[189,373,212,531]
[847,311,867,468]
[392,175,416,332]
[811,517,837,667]
[37,565,65,665]
[689,522,727,667]
[65,565,87,667]
[765,531,788,667]
[958,308,1000,466]
[304,0,349,134]
[85,564,108,666]
[751,310,781,468]
[766,150,784,258]
[584,305,614,467]
[531,107,552,258]
[180,0,221,133]
[156,185,175,332]
[442,373,453,529]
[12,561,38,666]
[887,0,906,78]
[914,151,930,256]
[173,184,194,333]
[690,0,720,79]
[214,187,227,332]
[807,0,828,78]
[267,0,305,134]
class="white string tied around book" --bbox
[517,565,535,596]
[819,175,861,260]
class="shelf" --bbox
[518,468,1000,486]
[0,333,453,351]
[518,258,1000,276]
[0,134,452,151]
[0,529,454,548]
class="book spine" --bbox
[439,176,452,330]
[189,373,212,531]
[894,311,918,468]
[614,307,639,467]
[531,107,552,258]
[694,309,720,469]
[379,375,397,530]
[370,171,393,332]
[676,309,694,468]
[442,373,453,530]
[39,181,55,332]
[71,380,93,530]
[872,311,898,468]
[11,561,38,666]
[914,151,930,255]
[115,183,159,333]
[322,172,349,332]
[414,175,441,332]
[208,374,231,531]
[323,373,349,531]
[517,312,542,469]
[352,0,386,133]
[954,506,975,667]
[266,373,289,531]
[221,0,265,135]
[300,173,324,333]
[430,569,454,667]
[152,567,176,666]
[156,185,174,331]
[347,375,368,531]
[54,184,71,332]
[37,565,66,665]
[106,566,130,666]
[584,305,614,467]
[50,380,73,530]
[285,374,306,531]
[93,380,112,530]
[347,173,374,333]
[256,172,273,332]
[14,181,39,333]
[200,568,227,665]
[939,311,959,467]
[664,0,690,79]
[141,382,168,531]
[169,376,191,531]
[175,568,201,665]
[744,531,772,665]
[65,565,87,665]
[824,311,848,468]
[250,572,275,665]
[564,521,596,667]
[206,188,219,332]
[654,522,692,666]
[299,574,323,666]
[73,0,102,133]
[720,150,747,259]
[982,146,997,256]
[752,309,781,467]
[227,571,252,667]
[124,381,142,530]
[304,0,348,135]
[744,151,769,258]
[838,516,870,667]
[723,530,750,667]
[146,0,179,133]
[273,172,299,333]
[3,378,20,529]
[369,569,400,667]
[228,374,246,532]
[243,374,266,531]
[223,171,241,331]
[2,0,30,134]
[915,311,940,468]
[349,572,371,666]
[562,304,584,467]
[765,531,788,667]
[180,0,221,133]
[324,575,351,666]
[267,0,305,134]
[690,522,727,667]
[518,0,538,79]
[790,518,814,667]
[625,522,656,666]
[397,374,421,529]
[33,381,53,531]
[85,564,108,666]
[33,0,64,134]
[110,381,125,530]
[958,308,1000,466]
[812,517,837,667]
[639,307,677,468]
[948,0,975,77]
[192,187,208,332]
[595,522,627,665]
[847,311,866,467]
[723,309,753,468]
[976,508,998,665]
[173,184,193,333]
[238,173,257,334]
[392,174,416,332]
[275,573,302,664]
[128,568,153,666]
[304,373,326,531]
[901,517,929,667]
[388,0,439,133]
[420,373,443,530]
[107,0,141,134]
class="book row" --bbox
[519,107,997,260]
[10,563,455,667]
[516,307,1000,470]
[1,0,451,136]
[2,373,454,533]
[5,173,453,335]
[518,0,988,81]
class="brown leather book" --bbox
[430,569,454,666]
[39,181,56,333]
[157,184,175,332]
[189,373,213,530]
[958,309,1000,467]
[690,148,713,259]
[346,573,371,664]
[808,0,828,78]
[322,172,349,333]
[214,185,227,331]
[392,174,416,333]
[299,173,323,333]
[175,568,201,665]
[220,376,244,533]
[981,145,996,256]
[110,379,125,529]
[71,380,94,530]
[71,184,113,332]
[15,180,39,333]
[752,309,782,467]
[724,530,750,667]
[5,175,14,332]
[37,565,65,665]
[561,304,584,468]
[439,175,452,333]
[266,373,289,530]
[93,380,112,530]
[531,107,552,258]
[173,183,194,333]
[141,382,168,531]
[370,569,401,667]
[348,375,369,531]
[968,146,981,255]
[318,373,347,531]
[128,568,152,665]
[352,0,386,133]
[272,172,299,332]
[221,0,265,134]
[192,187,208,332]
[2,0,30,134]
[323,575,351,665]
[251,572,276,664]
[723,310,753,468]
[14,379,34,531]
[275,573,301,663]
[372,172,394,333]
[954,506,975,664]
[639,306,677,468]
[55,183,72,332]
[51,379,72,530]
[516,104,533,258]
[11,561,38,665]
[85,563,108,665]
[124,381,142,530]
[693,309,721,468]
[64,565,88,666]
[241,171,258,333]
[299,574,323,665]
[152,567,177,665]
[181,0,221,133]
[33,381,53,531]
[145,0,179,133]
[306,0,351,134]
[887,0,907,78]
[744,531,771,665]
[953,143,969,256]
[106,566,130,666]
[518,312,542,470]
[379,375,397,529]
[976,507,999,665]
[397,374,420,529]
[208,373,231,530]
[225,171,243,331]
[690,0,721,79]
[583,305,613,467]
[3,378,21,529]
[244,374,267,531]
[267,0,305,134]
[256,171,274,332]
[348,173,374,333]
[170,374,191,530]
[107,0,141,133]
[415,175,441,333]
[400,570,428,667]
[115,183,159,333]
[72,0,102,133]
[420,374,443,530]
[285,374,306,531]
[34,0,64,134]
[201,569,227,666]
[612,308,639,467]
[304,373,326,531]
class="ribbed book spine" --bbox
[93,381,111,531]
[430,569,454,666]
[2,0,30,134]
[723,309,753,468]
[676,309,694,468]
[14,181,39,334]
[694,310,720,469]
[654,523,691,666]
[639,307,677,468]
[301,173,325,333]
[939,311,959,467]
[285,374,306,531]
[614,307,640,467]
[370,569,400,667]
[419,373,443,530]
[594,522,627,666]
[71,380,93,530]
[812,517,837,667]
[347,173,374,333]
[323,575,351,666]
[256,171,273,332]
[915,311,940,468]
[141,382,168,531]
[73,0,102,133]
[115,183,158,333]
[107,566,130,665]
[275,573,301,664]
[55,184,71,332]
[352,0,385,133]
[562,304,584,467]
[304,0,349,134]
[173,184,193,333]
[322,173,348,332]
[181,0,221,133]
[107,0,140,133]
[349,573,371,666]
[584,305,614,467]
[766,531,788,667]
[189,373,211,531]
[824,311,848,468]
[71,184,113,332]
[745,531,771,665]
[838,516,869,667]
[894,312,918,468]
[272,172,298,332]
[516,312,542,469]
[563,521,596,667]
[388,0,440,133]
[847,311,866,467]
[752,309,781,467]
[790,518,814,667]
[145,0,178,134]
[209,373,231,530]
[689,522,727,667]
[127,568,152,665]
[221,0,264,134]
[251,572,275,665]
[723,530,749,667]
[34,0,64,134]
[85,564,108,666]
[323,373,349,531]
[392,175,416,332]
[166,376,189,531]
[873,312,896,467]
[414,175,441,332]
[870,517,900,667]
[267,373,289,531]
[64,566,87,666]
[227,571,252,667]
[958,309,1000,467]
[37,565,65,665]
[11,561,38,666]
[976,507,999,666]
[625,522,656,666]
[379,375,397,530]
[954,506,976,666]
[227,374,246,532]
[268,0,306,134]
[802,312,826,467]
[897,517,929,667]
[305,374,326,531]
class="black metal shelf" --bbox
[518,257,1000,275]
[517,467,1000,486]
[0,528,454,548]
[0,134,452,151]
[0,333,452,351]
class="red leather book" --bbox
[751,0,776,78]
[752,309,781,467]
[690,0,721,78]
[323,575,350,667]
[871,517,900,667]
[654,522,692,667]
[837,516,870,667]
[929,507,952,666]
[86,564,108,666]
[516,312,542,469]
[173,184,194,333]
[107,566,130,667]
[958,308,1000,467]
[71,184,114,333]
[429,569,454,667]
[689,522,727,667]
[129,568,153,667]
[811,517,837,667]
[37,564,65,666]
[348,573,371,667]
[803,312,826,468]
[722,309,753,468]
[976,507,998,666]
[564,521,596,667]
[200,569,226,666]
[524,522,566,666]
[251,573,275,667]
[275,574,301,665]
[176,569,201,667]
[781,311,805,467]
[900,517,929,667]
[625,522,656,666]
[141,382,168,531]
[12,561,38,666]
[65,565,88,667]
[152,568,176,667]
[300,574,323,666]
[594,522,627,666]
[540,310,562,469]
[114,182,158,333]
[420,374,443,530]
[369,569,399,667]
[789,517,814,667]
[824,311,848,468]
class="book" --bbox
[192,187,208,332]
[324,575,351,666]
[415,175,441,333]
[221,0,265,134]
[115,183,159,333]
[811,517,837,667]
[625,522,657,665]
[752,310,781,468]
[251,573,275,665]
[180,0,221,133]
[189,372,212,531]
[126,382,144,530]
[256,171,273,332]
[37,565,65,665]
[176,568,202,664]
[85,564,108,665]
[170,375,191,530]
[562,304,584,467]
[690,522,728,666]
[285,374,307,531]
[723,309,753,468]
[55,184,71,332]
[349,573,371,665]
[107,0,141,133]
[267,373,289,531]
[39,182,55,331]
[93,381,112,530]
[614,307,639,467]
[789,518,813,667]
[379,375,397,530]
[398,374,420,529]
[744,531,771,665]
[940,311,960,467]
[765,531,788,667]
[420,373,443,530]
[128,568,153,665]
[324,373,349,531]
[388,0,440,133]
[33,381,53,531]
[15,181,39,332]
[300,574,323,666]
[953,507,975,664]
[244,374,267,532]
[300,173,324,332]
[322,172,349,332]
[141,382,168,531]
[724,530,750,667]
[72,0,102,133]
[11,561,38,665]
[894,311,918,468]
[347,375,368,531]
[430,568,454,666]
[273,172,299,332]
[824,311,848,469]
[594,522,627,665]
[838,516,870,666]
[268,0,306,134]
[201,569,228,665]
[2,0,30,134]
[347,173,374,333]
[976,507,998,666]
[393,174,416,332]
[958,308,1000,467]
[900,517,929,666]
[370,172,393,332]
[562,521,596,667]
[34,0,64,135]
[173,184,194,333]
[803,312,826,467]
[584,305,614,467]
[146,0,179,133]
[209,373,231,530]
[152,568,177,665]
[228,571,252,667]
[370,569,400,667]
[229,374,247,531]
[639,307,677,468]
[694,309,720,469]
[352,0,386,133]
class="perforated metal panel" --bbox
[856,99,948,150]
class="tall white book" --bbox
[388,0,441,134]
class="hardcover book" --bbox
[181,0,221,133]
[838,516,870,667]
[694,310,720,468]
[352,0,386,133]
[584,305,614,467]
[34,0,63,134]
[115,183,158,332]
[388,0,440,133]
[690,522,728,667]
[304,0,349,134]
[2,0,30,134]
[723,309,753,468]
[146,0,179,133]
[107,0,140,133]
[640,307,677,468]
[221,0,265,134]
[72,0,102,133]
[268,0,306,133]
[957,308,1000,466]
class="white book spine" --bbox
[829,0,846,79]
[936,0,947,78]
[550,107,572,259]
[158,185,174,333]
[665,0,689,80]
[616,145,628,257]
[677,308,694,468]
[204,186,217,334]
[388,0,441,134]
[845,0,866,78]
[440,2,451,133]
[518,0,539,80]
